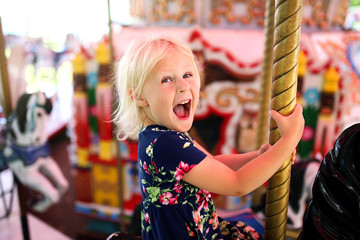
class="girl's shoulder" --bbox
[139,125,206,172]
[140,125,190,142]
[139,125,197,155]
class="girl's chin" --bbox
[174,122,193,133]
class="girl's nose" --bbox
[177,78,190,93]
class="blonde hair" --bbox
[113,36,199,140]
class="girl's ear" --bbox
[129,89,148,107]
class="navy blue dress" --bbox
[138,125,262,240]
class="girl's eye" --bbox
[183,73,192,78]
[161,77,171,83]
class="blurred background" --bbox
[0,1,360,240]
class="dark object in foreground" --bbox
[299,123,360,240]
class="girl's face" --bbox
[138,49,200,132]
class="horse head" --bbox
[9,92,54,146]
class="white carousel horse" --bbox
[0,92,68,212]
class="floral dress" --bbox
[138,125,262,240]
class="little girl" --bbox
[113,36,304,240]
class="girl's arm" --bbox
[195,141,270,171]
[183,104,304,197]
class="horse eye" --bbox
[37,112,42,117]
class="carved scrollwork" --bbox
[215,87,258,108]
[209,0,266,27]
[302,0,328,29]
[151,0,196,23]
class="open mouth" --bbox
[173,99,191,119]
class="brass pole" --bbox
[107,0,126,232]
[252,0,275,214]
[264,0,303,239]
[0,17,12,117]
[257,0,275,149]
[107,0,114,62]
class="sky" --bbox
[0,0,131,42]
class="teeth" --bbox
[180,100,190,104]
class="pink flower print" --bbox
[169,195,178,205]
[173,182,183,193]
[192,210,201,223]
[186,224,195,237]
[174,161,195,181]
[196,189,211,211]
[143,162,151,175]
[159,192,173,205]
[153,162,159,174]
[244,225,255,233]
[252,232,261,239]
[144,212,150,224]
[192,210,203,233]
[209,211,219,230]
[244,225,260,239]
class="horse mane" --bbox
[43,98,53,114]
[14,93,32,133]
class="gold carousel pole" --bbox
[253,0,275,212]
[257,0,275,149]
[0,17,12,117]
[107,0,114,64]
[107,0,126,232]
[264,0,303,239]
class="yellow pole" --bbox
[264,0,303,239]
[107,0,114,62]
[0,17,12,117]
[107,0,125,232]
[252,0,275,212]
[257,0,275,149]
